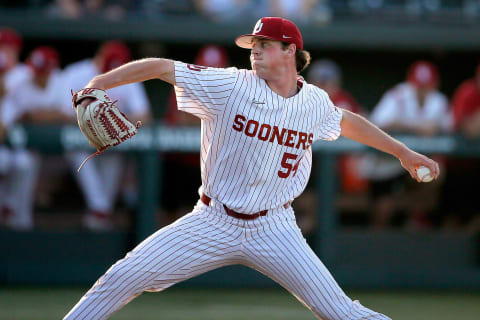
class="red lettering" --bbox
[307,133,313,146]
[284,130,297,148]
[232,114,313,151]
[187,64,208,72]
[232,114,246,132]
[82,88,95,95]
[258,124,271,141]
[292,158,301,177]
[245,120,259,137]
[269,126,286,145]
[278,152,298,178]
[296,132,307,150]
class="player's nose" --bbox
[251,44,261,55]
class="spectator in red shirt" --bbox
[452,64,480,137]
[441,63,480,233]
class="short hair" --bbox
[282,42,311,73]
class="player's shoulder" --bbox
[176,60,239,75]
[382,82,411,99]
[5,63,31,87]
[304,82,329,100]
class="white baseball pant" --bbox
[64,198,391,320]
[0,147,38,230]
[66,151,123,213]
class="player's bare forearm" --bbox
[341,109,407,158]
[86,58,175,90]
[340,109,440,181]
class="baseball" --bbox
[416,166,433,182]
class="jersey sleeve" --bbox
[173,61,238,120]
[314,90,343,141]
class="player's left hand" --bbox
[71,88,142,171]
[398,148,440,182]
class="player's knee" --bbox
[100,256,153,290]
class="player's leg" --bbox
[66,151,113,229]
[243,208,391,320]
[7,149,39,230]
[64,201,242,320]
[97,153,123,208]
[0,146,13,224]
[66,151,110,212]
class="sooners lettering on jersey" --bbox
[232,114,314,150]
[174,61,342,214]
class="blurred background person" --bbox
[296,59,366,233]
[0,27,38,231]
[62,40,152,231]
[159,44,229,225]
[18,46,70,123]
[263,0,332,24]
[365,60,450,230]
[193,0,257,22]
[47,0,128,20]
[441,62,480,233]
[15,46,73,218]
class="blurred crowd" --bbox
[2,0,480,24]
[1,25,480,235]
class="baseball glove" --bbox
[72,88,141,172]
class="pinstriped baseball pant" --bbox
[64,199,391,320]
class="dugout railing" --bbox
[1,124,479,288]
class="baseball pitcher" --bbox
[64,17,439,320]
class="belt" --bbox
[201,193,289,220]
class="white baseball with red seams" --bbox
[416,165,434,182]
[64,62,390,320]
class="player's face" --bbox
[0,46,19,72]
[250,38,288,79]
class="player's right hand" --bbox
[398,148,440,182]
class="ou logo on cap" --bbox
[253,20,263,34]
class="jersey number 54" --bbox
[278,152,300,178]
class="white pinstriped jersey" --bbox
[174,61,343,214]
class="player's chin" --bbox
[251,60,263,70]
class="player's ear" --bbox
[287,44,296,57]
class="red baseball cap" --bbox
[27,46,59,75]
[97,40,131,73]
[407,61,439,88]
[0,27,22,52]
[195,45,229,68]
[235,17,303,50]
